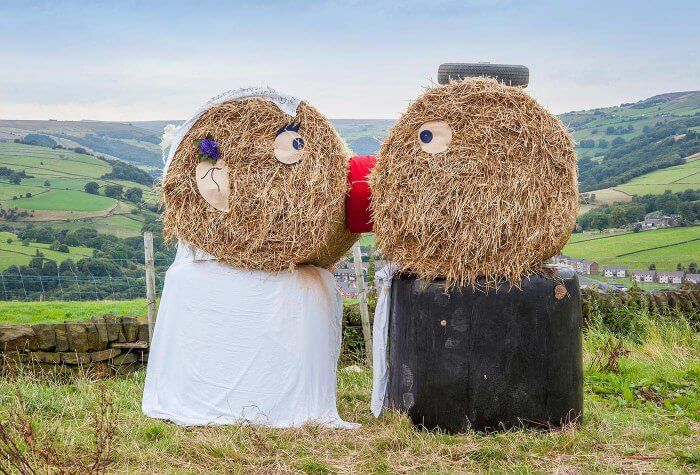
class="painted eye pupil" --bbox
[420,130,433,144]
[292,137,304,150]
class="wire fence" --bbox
[0,258,173,302]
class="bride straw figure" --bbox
[143,87,370,428]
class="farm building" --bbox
[603,266,628,278]
[685,274,700,284]
[631,270,656,283]
[657,271,684,284]
[642,215,679,229]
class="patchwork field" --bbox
[0,231,94,267]
[563,226,700,271]
[0,142,158,236]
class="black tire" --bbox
[438,63,529,87]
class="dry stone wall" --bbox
[1,316,149,377]
[581,285,700,324]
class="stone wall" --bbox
[581,285,700,324]
[0,316,149,377]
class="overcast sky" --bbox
[1,0,698,120]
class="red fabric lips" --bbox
[345,155,376,233]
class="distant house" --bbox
[657,271,684,284]
[338,280,358,298]
[685,274,700,284]
[642,215,679,229]
[576,259,599,275]
[631,270,656,283]
[603,266,627,278]
[333,267,356,283]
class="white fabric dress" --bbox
[142,243,358,428]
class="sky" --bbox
[0,0,698,120]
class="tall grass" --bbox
[0,308,698,473]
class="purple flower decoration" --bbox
[199,138,220,161]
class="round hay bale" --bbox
[370,78,578,288]
[163,98,357,271]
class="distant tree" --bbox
[649,263,656,271]
[22,238,30,246]
[611,137,626,146]
[84,181,100,194]
[44,180,50,187]
[25,192,32,198]
[104,184,124,199]
[642,125,650,133]
[124,187,143,203]
[58,244,70,253]
[677,263,683,271]
[606,126,616,135]
[42,260,58,276]
[689,262,698,274]
[597,138,608,148]
[609,207,627,228]
[6,238,12,244]
[59,259,76,273]
[579,139,595,148]
[29,257,44,270]
[9,173,21,185]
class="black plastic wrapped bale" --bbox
[385,266,583,433]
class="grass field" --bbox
[563,226,700,271]
[0,299,147,325]
[0,311,697,473]
[0,231,94,268]
[0,142,158,236]
[10,189,117,211]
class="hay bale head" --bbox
[370,78,578,287]
[163,98,357,271]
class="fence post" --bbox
[352,241,373,365]
[144,232,157,341]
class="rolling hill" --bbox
[0,142,159,237]
[560,90,700,160]
[0,120,162,168]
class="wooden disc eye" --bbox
[418,120,452,154]
[274,130,305,165]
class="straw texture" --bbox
[163,99,357,271]
[370,78,578,288]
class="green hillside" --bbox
[0,142,158,237]
[560,91,700,160]
[0,120,162,167]
[590,154,700,203]
[562,226,699,271]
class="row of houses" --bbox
[552,255,699,285]
[600,266,699,284]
